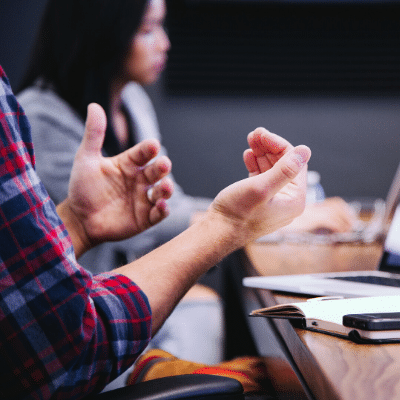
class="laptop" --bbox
[243,162,400,298]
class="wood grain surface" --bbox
[242,240,400,400]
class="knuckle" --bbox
[279,163,298,180]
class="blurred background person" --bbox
[18,0,213,273]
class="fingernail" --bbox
[292,147,311,167]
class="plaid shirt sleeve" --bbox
[0,66,152,400]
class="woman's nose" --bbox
[158,28,171,52]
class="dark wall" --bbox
[148,81,400,200]
[150,1,400,200]
[0,0,48,89]
[2,0,400,201]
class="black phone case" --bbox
[343,312,400,331]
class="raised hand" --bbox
[209,128,311,245]
[58,103,173,256]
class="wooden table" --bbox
[232,240,400,400]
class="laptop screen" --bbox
[381,205,400,273]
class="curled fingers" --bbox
[142,156,172,185]
[147,177,174,204]
[147,177,174,225]
[117,139,163,178]
[251,145,311,200]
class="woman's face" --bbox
[124,0,170,85]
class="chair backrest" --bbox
[91,374,245,400]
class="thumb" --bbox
[81,103,107,155]
[255,145,311,196]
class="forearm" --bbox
[114,211,241,334]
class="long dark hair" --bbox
[18,0,148,154]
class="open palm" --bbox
[67,104,173,247]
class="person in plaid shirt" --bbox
[0,64,311,399]
[0,65,173,399]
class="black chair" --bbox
[91,374,245,400]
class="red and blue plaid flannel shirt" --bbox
[0,66,152,399]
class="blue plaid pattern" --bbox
[0,66,152,399]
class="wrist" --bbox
[56,199,92,258]
[200,208,248,254]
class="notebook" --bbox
[243,162,400,298]
[249,296,400,343]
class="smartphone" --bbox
[343,312,400,331]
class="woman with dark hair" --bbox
[18,0,213,275]
[19,0,148,127]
